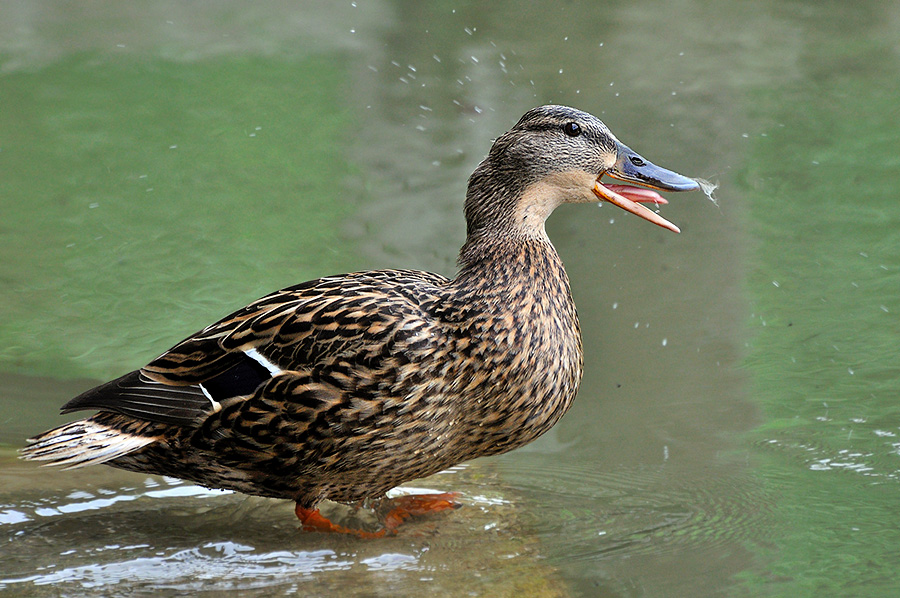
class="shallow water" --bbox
[2,1,899,596]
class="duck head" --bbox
[464,105,698,238]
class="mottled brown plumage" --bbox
[22,105,698,529]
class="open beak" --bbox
[592,141,699,233]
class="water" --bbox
[2,1,899,596]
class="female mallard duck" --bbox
[23,105,698,536]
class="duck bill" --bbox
[592,141,699,234]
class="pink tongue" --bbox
[606,184,668,205]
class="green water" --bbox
[0,54,356,380]
[2,1,899,596]
[739,30,900,595]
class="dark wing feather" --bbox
[60,370,212,426]
[199,351,272,398]
[60,352,275,426]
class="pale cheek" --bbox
[565,186,600,204]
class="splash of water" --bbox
[693,177,719,207]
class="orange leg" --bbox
[295,504,387,539]
[380,492,461,533]
[295,492,461,538]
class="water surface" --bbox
[2,1,899,596]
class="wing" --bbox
[60,269,450,427]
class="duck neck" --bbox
[459,158,572,273]
[454,228,571,302]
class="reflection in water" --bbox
[2,456,766,597]
[1,462,564,597]
[4,543,356,589]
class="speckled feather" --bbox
[83,241,580,508]
[22,105,688,511]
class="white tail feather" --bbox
[21,420,155,470]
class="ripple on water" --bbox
[496,458,773,564]
[755,415,900,482]
[2,542,357,590]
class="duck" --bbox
[22,105,699,537]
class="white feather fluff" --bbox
[22,420,155,470]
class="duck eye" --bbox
[562,122,581,137]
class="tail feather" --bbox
[21,420,155,470]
